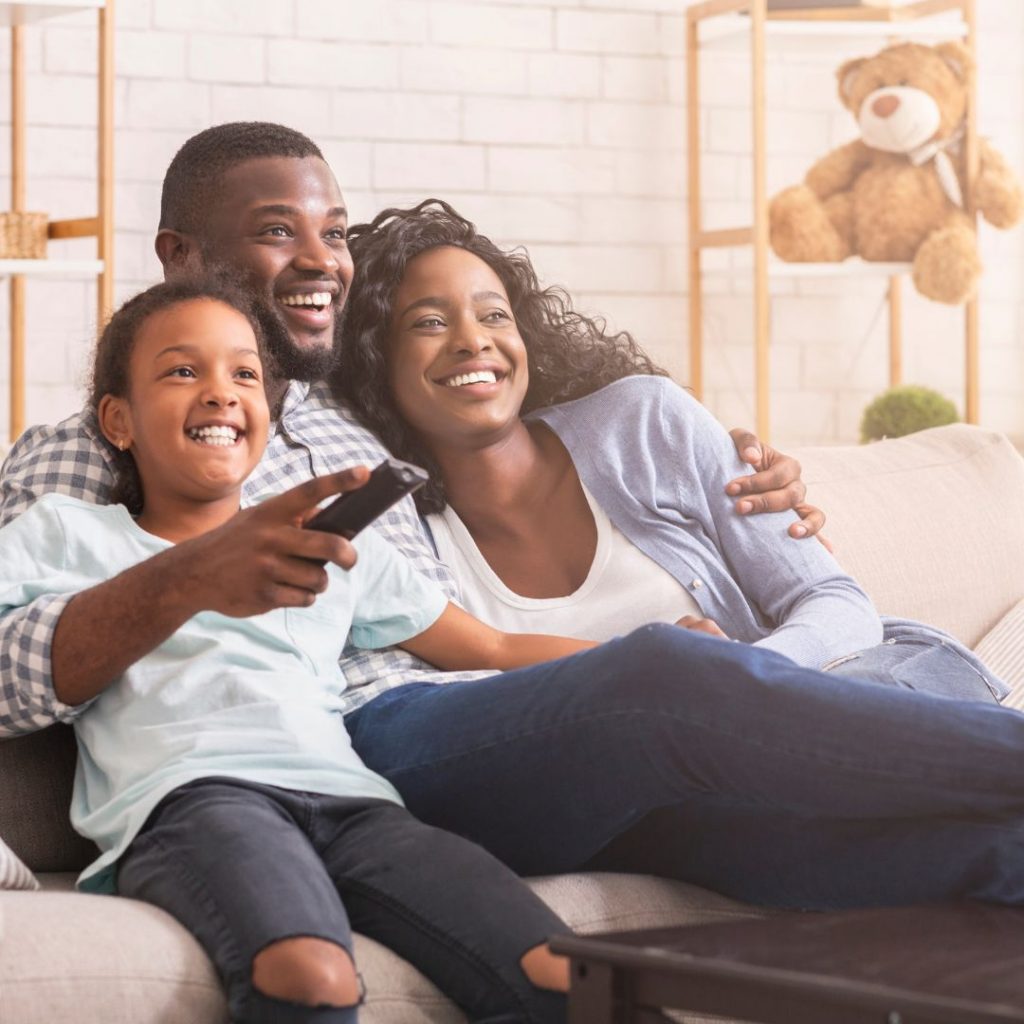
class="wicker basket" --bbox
[0,212,48,259]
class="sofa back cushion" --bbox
[793,424,1024,648]
[0,725,97,873]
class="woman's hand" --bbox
[675,615,730,640]
[726,428,832,551]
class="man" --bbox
[4,123,1021,915]
[0,122,816,729]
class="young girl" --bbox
[0,278,584,1024]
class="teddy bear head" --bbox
[836,41,972,156]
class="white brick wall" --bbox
[0,0,1022,447]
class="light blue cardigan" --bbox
[528,374,882,669]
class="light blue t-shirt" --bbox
[0,494,448,894]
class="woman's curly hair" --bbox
[334,198,668,514]
[88,276,267,515]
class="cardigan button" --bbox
[691,578,702,589]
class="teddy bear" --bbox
[769,40,1022,305]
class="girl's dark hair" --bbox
[334,198,668,514]
[88,277,266,515]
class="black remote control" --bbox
[305,458,429,542]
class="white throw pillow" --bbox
[0,835,39,891]
[974,597,1024,711]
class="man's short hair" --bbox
[159,122,324,235]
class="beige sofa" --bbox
[2,423,1023,1024]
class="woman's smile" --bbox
[432,362,510,396]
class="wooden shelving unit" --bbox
[2,0,114,443]
[686,0,978,440]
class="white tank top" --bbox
[426,486,702,642]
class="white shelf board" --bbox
[704,257,910,280]
[770,257,909,278]
[0,258,104,278]
[0,1,104,26]
[702,13,966,45]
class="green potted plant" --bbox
[860,385,959,443]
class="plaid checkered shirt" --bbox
[0,380,492,737]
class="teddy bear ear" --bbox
[836,56,867,108]
[934,41,974,84]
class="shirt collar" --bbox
[275,379,312,431]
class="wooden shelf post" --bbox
[98,0,114,325]
[751,0,770,439]
[888,275,902,387]
[10,21,26,444]
[686,9,703,402]
[4,1,114,443]
[962,0,978,424]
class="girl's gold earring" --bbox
[117,440,127,451]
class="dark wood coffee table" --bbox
[550,904,1024,1023]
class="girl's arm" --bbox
[400,602,596,671]
[49,474,361,706]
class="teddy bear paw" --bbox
[912,227,981,305]
[973,172,1024,230]
[769,185,850,262]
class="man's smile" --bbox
[275,287,339,334]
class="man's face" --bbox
[187,156,354,381]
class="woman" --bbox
[335,199,1006,703]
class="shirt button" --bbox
[691,579,703,589]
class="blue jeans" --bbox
[118,780,567,1024]
[823,621,1009,703]
[345,624,1024,910]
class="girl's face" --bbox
[100,298,270,511]
[386,246,529,453]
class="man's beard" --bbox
[197,254,344,385]
[255,300,344,384]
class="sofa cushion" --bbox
[0,886,226,1024]
[0,724,96,873]
[0,872,763,1024]
[528,871,766,934]
[794,424,1024,648]
[974,597,1024,710]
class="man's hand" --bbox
[726,428,831,551]
[675,614,729,640]
[178,467,368,618]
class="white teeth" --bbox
[188,425,239,446]
[279,291,332,308]
[444,370,499,388]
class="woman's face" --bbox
[387,246,529,452]
[100,298,270,509]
